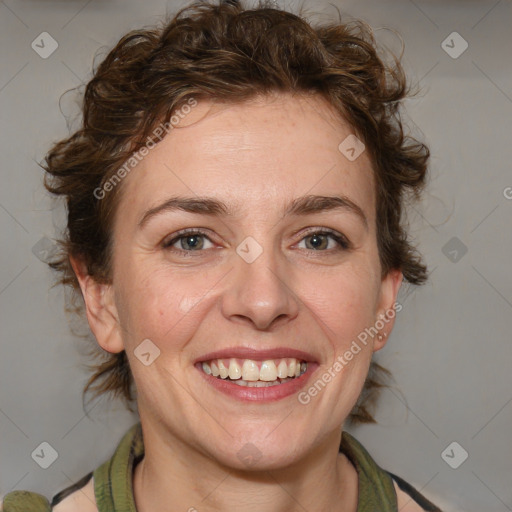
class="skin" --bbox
[70,92,403,512]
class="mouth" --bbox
[194,347,318,401]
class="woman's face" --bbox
[85,93,402,469]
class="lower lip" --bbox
[195,362,319,402]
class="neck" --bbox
[133,419,358,512]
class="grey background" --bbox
[1,0,511,510]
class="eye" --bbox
[162,229,215,252]
[297,229,350,251]
[162,227,351,255]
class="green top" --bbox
[2,423,440,511]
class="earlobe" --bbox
[69,256,124,354]
[373,268,403,352]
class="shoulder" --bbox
[52,423,142,511]
[52,476,97,512]
[340,432,442,511]
[0,476,97,512]
[393,480,431,512]
[390,473,442,512]
[1,424,141,512]
[1,491,52,511]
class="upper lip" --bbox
[195,346,319,364]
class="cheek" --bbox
[300,263,379,352]
[304,268,380,410]
[114,262,218,349]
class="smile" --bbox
[196,356,317,402]
[201,357,308,386]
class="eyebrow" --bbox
[138,194,368,230]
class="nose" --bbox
[220,242,300,331]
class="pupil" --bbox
[185,235,201,249]
[309,234,325,249]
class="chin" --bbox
[206,426,309,471]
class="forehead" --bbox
[117,93,376,227]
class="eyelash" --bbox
[162,227,351,255]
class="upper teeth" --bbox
[201,358,307,381]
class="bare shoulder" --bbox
[393,480,430,512]
[52,477,97,512]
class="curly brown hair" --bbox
[43,0,429,424]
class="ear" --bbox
[373,268,403,353]
[70,255,124,354]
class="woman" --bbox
[1,1,442,510]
